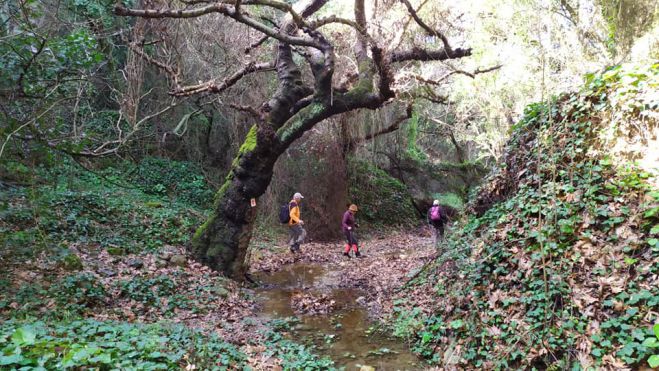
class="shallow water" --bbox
[254,263,422,370]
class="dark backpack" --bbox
[278,203,291,224]
[430,206,441,221]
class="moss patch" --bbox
[276,102,325,143]
[348,157,417,226]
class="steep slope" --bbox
[390,63,658,369]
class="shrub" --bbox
[0,319,245,369]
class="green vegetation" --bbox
[0,158,207,259]
[2,0,658,367]
[0,156,335,368]
[263,321,337,370]
[405,111,427,162]
[131,157,214,208]
[390,63,659,369]
[432,192,465,211]
[0,320,245,370]
[348,157,418,227]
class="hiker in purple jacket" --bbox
[427,200,444,247]
[342,204,362,258]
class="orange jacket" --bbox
[288,200,301,226]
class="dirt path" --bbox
[248,229,437,369]
[249,229,436,319]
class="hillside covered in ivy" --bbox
[387,63,659,369]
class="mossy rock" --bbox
[145,201,163,208]
[62,254,83,271]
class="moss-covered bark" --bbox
[191,125,277,279]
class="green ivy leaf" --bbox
[12,326,36,346]
[450,320,464,329]
[649,354,659,368]
[642,337,659,348]
[0,354,24,366]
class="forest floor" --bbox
[1,224,436,368]
[250,228,437,319]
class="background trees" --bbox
[1,0,657,278]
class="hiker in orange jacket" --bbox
[342,204,362,258]
[288,192,306,253]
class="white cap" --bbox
[294,192,304,199]
[433,200,440,205]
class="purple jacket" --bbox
[342,210,355,232]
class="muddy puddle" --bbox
[254,263,421,370]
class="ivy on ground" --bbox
[390,63,658,369]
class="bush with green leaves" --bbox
[261,320,337,370]
[118,275,177,307]
[131,157,214,208]
[0,319,245,369]
[0,158,205,261]
[50,273,107,314]
[642,324,659,368]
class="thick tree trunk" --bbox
[190,125,279,280]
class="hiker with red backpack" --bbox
[428,200,444,247]
[342,204,363,258]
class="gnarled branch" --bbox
[114,2,322,48]
[390,46,472,63]
[171,62,274,97]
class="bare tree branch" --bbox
[128,42,181,87]
[114,2,322,48]
[403,64,501,86]
[452,64,503,78]
[245,35,270,54]
[390,46,472,63]
[230,103,262,119]
[172,62,275,96]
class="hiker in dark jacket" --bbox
[342,204,362,258]
[427,200,444,247]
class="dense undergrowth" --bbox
[348,157,419,227]
[1,157,209,259]
[0,319,245,369]
[0,157,334,369]
[390,63,658,369]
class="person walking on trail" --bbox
[288,192,306,253]
[342,204,362,258]
[428,200,444,247]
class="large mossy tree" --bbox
[115,0,472,280]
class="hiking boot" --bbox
[343,252,351,258]
[355,251,363,258]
